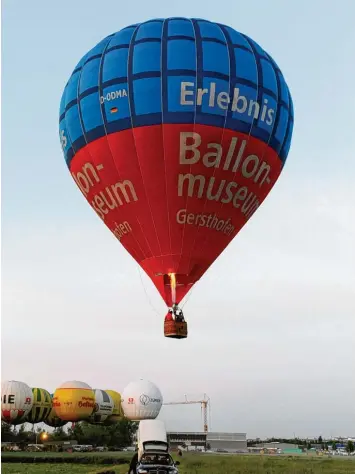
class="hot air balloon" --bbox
[26,387,52,424]
[104,389,123,425]
[45,394,67,428]
[89,389,114,424]
[59,18,294,338]
[121,379,163,420]
[53,381,95,422]
[1,380,33,425]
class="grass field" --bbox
[2,453,355,474]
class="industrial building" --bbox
[164,394,247,452]
[167,431,247,452]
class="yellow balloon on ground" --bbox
[53,381,95,422]
[104,390,123,424]
[26,388,52,424]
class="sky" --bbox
[1,0,355,439]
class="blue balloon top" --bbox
[59,18,294,167]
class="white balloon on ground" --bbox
[1,380,33,425]
[121,379,163,421]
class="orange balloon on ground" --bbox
[53,381,95,422]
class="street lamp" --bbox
[36,431,48,445]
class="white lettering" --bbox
[178,82,275,125]
[177,132,274,218]
[232,88,247,113]
[179,132,201,164]
[99,88,128,103]
[202,143,222,168]
[178,174,205,198]
[180,82,194,105]
[176,209,235,236]
[217,91,230,110]
[241,155,259,179]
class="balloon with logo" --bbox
[121,379,163,420]
[104,389,123,425]
[1,380,33,425]
[59,18,294,339]
[45,394,67,428]
[89,389,114,424]
[26,387,52,424]
[53,381,95,421]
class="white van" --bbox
[128,420,180,474]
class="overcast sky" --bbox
[2,0,354,439]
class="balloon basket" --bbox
[164,320,188,339]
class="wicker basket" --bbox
[164,320,188,339]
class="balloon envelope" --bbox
[59,18,294,306]
[121,379,163,420]
[89,389,114,423]
[53,381,95,422]
[45,394,67,428]
[26,388,52,424]
[1,380,33,425]
[104,389,123,424]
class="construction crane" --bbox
[163,393,210,432]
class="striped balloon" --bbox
[26,388,52,424]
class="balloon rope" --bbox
[180,287,194,309]
[137,266,160,316]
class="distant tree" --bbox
[318,436,323,443]
[347,441,354,454]
[307,442,312,450]
[18,424,26,438]
[17,424,35,444]
[332,441,337,451]
[68,418,137,448]
[1,422,16,442]
[107,418,138,447]
[52,426,68,441]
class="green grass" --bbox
[2,454,355,474]
[2,451,131,458]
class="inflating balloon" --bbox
[45,394,67,428]
[59,18,294,338]
[1,380,33,425]
[104,389,123,425]
[26,387,52,424]
[89,389,114,424]
[53,381,95,422]
[105,390,123,425]
[121,379,163,420]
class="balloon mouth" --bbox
[161,272,194,306]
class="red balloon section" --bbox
[70,124,281,305]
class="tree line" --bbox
[1,419,138,449]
